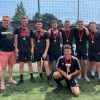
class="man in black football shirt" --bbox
[0,16,17,94]
[53,44,80,96]
[73,20,90,81]
[14,16,35,85]
[59,20,74,55]
[88,22,100,84]
[48,20,62,72]
[31,20,51,85]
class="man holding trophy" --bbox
[53,44,80,96]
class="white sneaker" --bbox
[77,74,82,80]
[84,77,90,82]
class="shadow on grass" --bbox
[44,77,98,100]
[0,72,99,100]
[0,72,55,97]
[44,83,75,100]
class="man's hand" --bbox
[31,48,34,55]
[67,74,72,80]
[48,28,52,34]
[15,48,19,54]
[83,26,87,30]
[83,26,89,35]
[42,52,47,59]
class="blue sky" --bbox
[0,0,100,24]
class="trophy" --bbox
[65,63,71,74]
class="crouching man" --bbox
[53,44,80,96]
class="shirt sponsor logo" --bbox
[62,63,64,65]
[1,32,13,35]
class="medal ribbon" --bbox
[36,31,41,41]
[90,32,96,41]
[22,27,27,38]
[65,30,70,41]
[52,30,58,41]
[65,57,72,64]
[78,29,84,41]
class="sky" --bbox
[0,0,100,24]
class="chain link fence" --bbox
[0,0,100,24]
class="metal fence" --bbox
[0,0,100,24]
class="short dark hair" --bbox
[77,20,83,24]
[21,16,28,19]
[63,44,71,50]
[89,21,96,26]
[64,20,70,23]
[51,20,58,25]
[35,19,43,23]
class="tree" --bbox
[33,12,42,20]
[42,13,57,24]
[32,12,63,29]
[57,19,63,28]
[42,13,63,29]
[12,2,26,21]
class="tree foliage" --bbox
[12,2,26,21]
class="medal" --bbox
[38,40,40,42]
[54,40,56,42]
[36,31,41,43]
[23,38,26,40]
[90,32,96,44]
[52,30,58,42]
[65,30,70,43]
[92,41,94,43]
[67,40,69,42]
[78,29,84,42]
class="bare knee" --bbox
[37,61,41,68]
[83,60,88,67]
[28,61,32,67]
[71,87,80,96]
[44,61,49,68]
[53,71,62,79]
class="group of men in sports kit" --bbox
[0,16,100,96]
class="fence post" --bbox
[38,0,40,19]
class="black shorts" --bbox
[18,51,32,62]
[49,53,61,61]
[89,52,100,62]
[34,51,48,62]
[60,76,78,87]
[76,49,88,60]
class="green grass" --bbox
[0,72,100,100]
